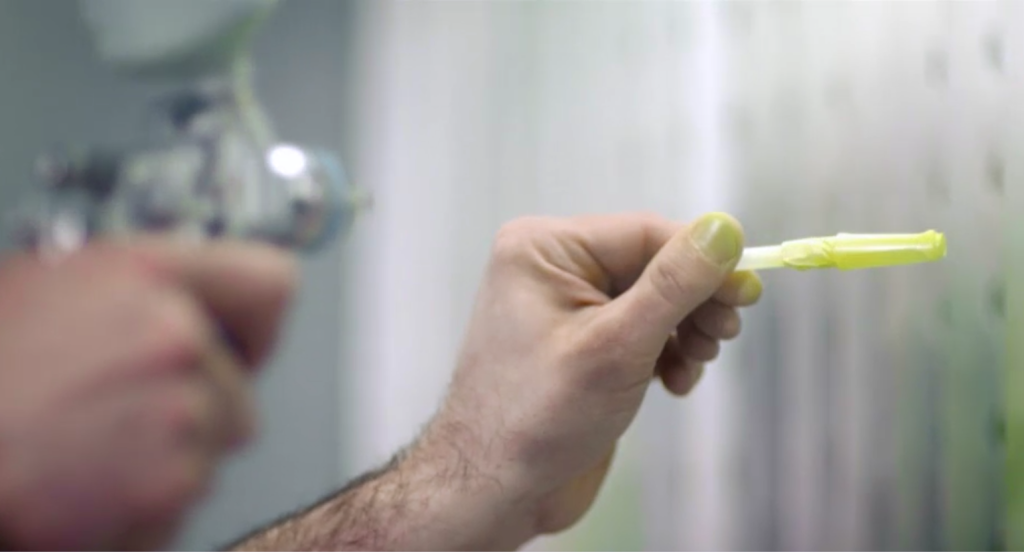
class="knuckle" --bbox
[633,210,669,226]
[491,217,555,262]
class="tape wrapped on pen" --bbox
[735,230,947,272]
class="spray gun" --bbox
[13,0,368,257]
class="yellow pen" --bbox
[735,230,947,271]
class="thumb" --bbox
[613,212,744,341]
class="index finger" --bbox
[119,238,298,368]
[713,271,763,307]
[561,212,684,296]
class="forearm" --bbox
[229,423,538,551]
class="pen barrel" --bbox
[738,231,946,272]
[825,231,946,270]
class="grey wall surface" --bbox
[0,1,359,549]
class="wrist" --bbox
[395,420,539,550]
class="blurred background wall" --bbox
[343,2,1017,550]
[0,1,1019,550]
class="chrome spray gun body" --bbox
[14,0,367,256]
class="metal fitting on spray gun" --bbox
[12,0,370,258]
[12,65,371,258]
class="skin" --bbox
[232,211,762,551]
[0,239,296,551]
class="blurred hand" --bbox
[0,240,295,550]
[415,212,762,545]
